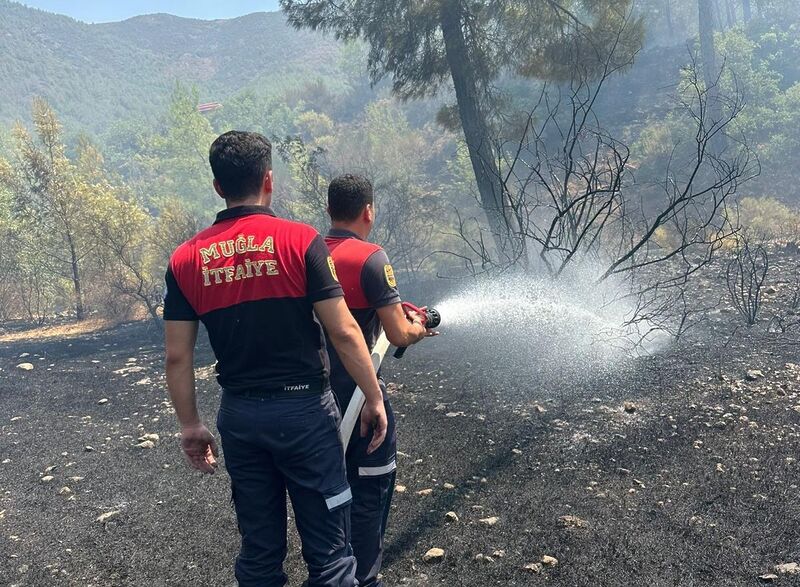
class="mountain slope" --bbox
[0,1,340,132]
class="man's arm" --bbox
[314,296,388,454]
[165,320,218,474]
[377,303,428,348]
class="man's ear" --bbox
[213,179,225,199]
[364,204,375,224]
[263,170,274,195]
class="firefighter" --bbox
[163,132,388,587]
[324,174,434,587]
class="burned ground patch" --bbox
[1,293,799,585]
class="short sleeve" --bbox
[361,250,402,309]
[163,265,199,321]
[305,234,345,303]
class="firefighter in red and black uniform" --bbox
[163,132,388,587]
[324,175,433,587]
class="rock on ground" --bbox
[422,548,445,563]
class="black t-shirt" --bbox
[164,206,343,392]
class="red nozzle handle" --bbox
[394,302,425,359]
[400,302,427,326]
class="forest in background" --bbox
[0,0,799,331]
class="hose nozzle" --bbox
[394,303,441,359]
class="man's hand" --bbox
[180,423,219,474]
[360,399,388,454]
[315,297,387,452]
[410,306,440,338]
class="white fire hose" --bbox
[338,332,391,452]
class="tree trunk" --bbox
[742,0,752,21]
[664,0,675,37]
[67,235,85,320]
[712,0,725,29]
[698,0,719,89]
[698,0,727,153]
[439,3,524,266]
[725,0,737,27]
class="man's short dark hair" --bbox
[209,131,272,201]
[328,174,374,222]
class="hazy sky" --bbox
[18,1,282,22]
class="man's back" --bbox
[324,229,400,404]
[166,205,341,391]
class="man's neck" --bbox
[226,195,270,209]
[331,221,370,240]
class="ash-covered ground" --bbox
[1,254,800,586]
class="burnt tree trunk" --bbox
[66,234,85,320]
[664,0,675,36]
[439,2,524,266]
[742,0,752,21]
[698,0,727,152]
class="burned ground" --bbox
[1,262,800,586]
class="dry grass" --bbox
[0,318,120,344]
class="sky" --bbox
[18,1,282,22]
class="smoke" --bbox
[435,268,669,381]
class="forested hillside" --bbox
[0,0,799,327]
[0,1,341,132]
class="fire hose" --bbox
[338,303,441,450]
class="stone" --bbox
[445,511,459,523]
[776,563,800,575]
[96,510,121,523]
[395,485,407,494]
[97,398,109,405]
[523,563,543,574]
[532,404,547,413]
[422,548,444,563]
[759,574,778,583]
[542,555,559,567]
[474,553,494,563]
[478,516,499,526]
[138,433,160,443]
[58,487,72,496]
[559,515,588,529]
[623,401,637,413]
[443,483,455,490]
[84,446,95,452]
[40,475,54,483]
[137,440,155,449]
[16,363,34,371]
[417,488,433,496]
[747,370,765,381]
[492,550,505,559]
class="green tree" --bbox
[135,84,217,216]
[281,0,642,263]
[0,99,94,319]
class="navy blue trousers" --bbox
[217,390,357,587]
[340,386,397,587]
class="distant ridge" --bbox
[0,0,340,132]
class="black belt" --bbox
[223,380,327,399]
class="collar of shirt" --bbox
[214,205,277,225]
[326,227,363,241]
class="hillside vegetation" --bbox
[0,1,340,132]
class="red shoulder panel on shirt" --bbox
[170,215,318,316]
[325,237,382,310]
